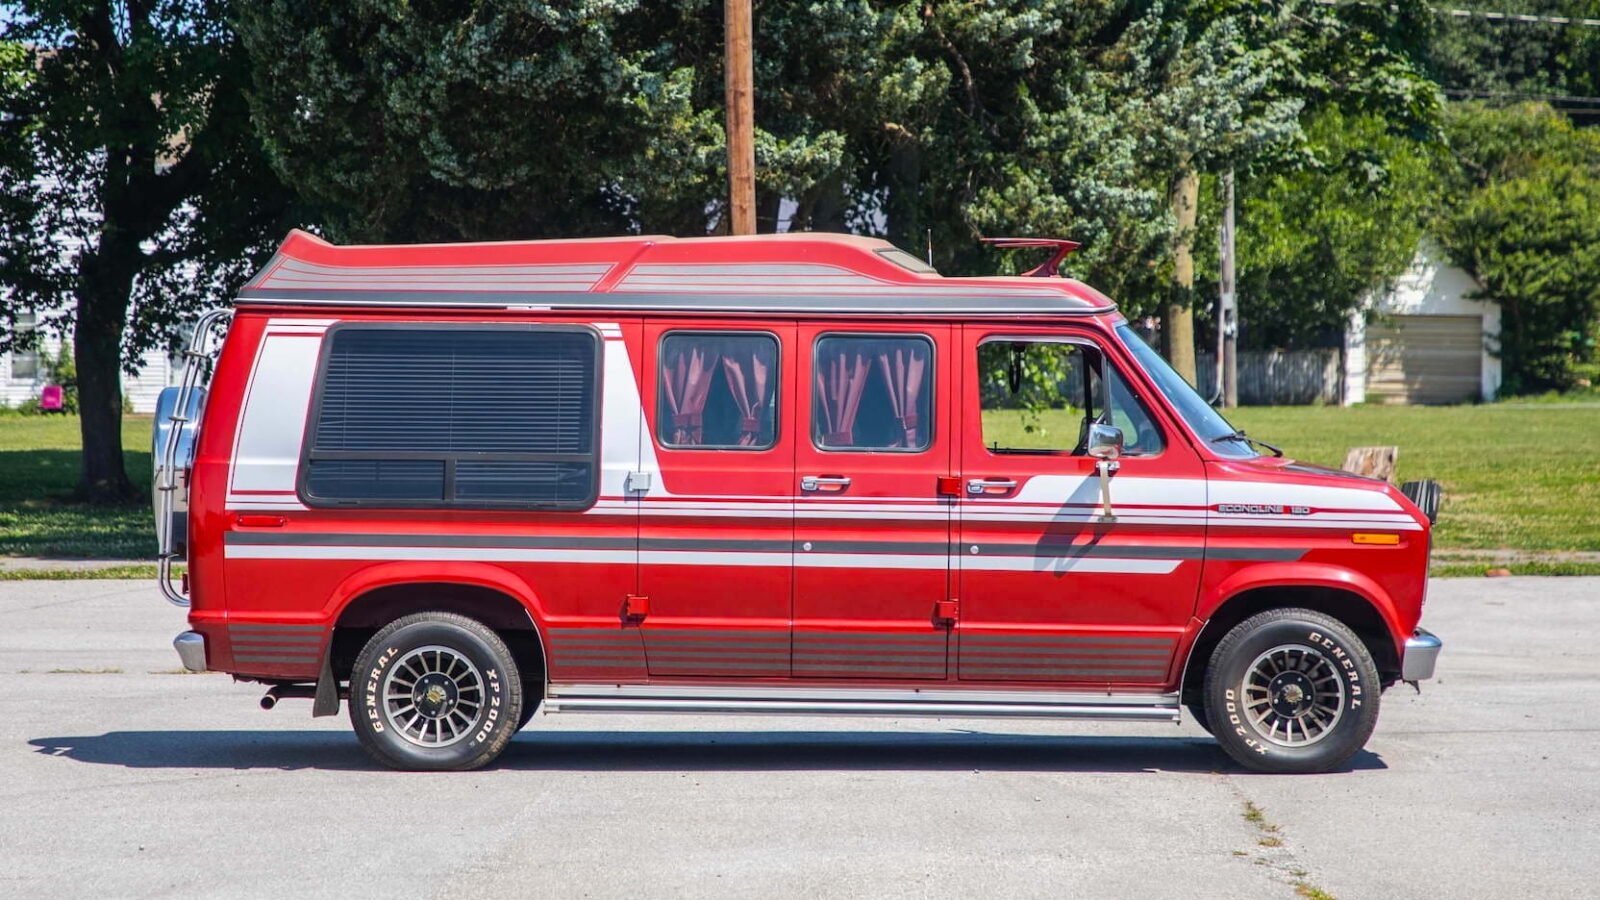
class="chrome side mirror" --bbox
[1086,423,1123,461]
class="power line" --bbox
[1438,7,1600,26]
[1313,1,1600,27]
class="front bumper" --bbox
[173,631,207,672]
[1402,627,1442,681]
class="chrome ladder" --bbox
[155,309,233,607]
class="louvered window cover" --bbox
[301,324,600,509]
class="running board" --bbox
[544,684,1181,723]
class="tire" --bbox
[515,680,542,732]
[348,612,523,771]
[1202,608,1380,774]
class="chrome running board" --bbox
[544,684,1181,722]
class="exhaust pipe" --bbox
[260,684,317,710]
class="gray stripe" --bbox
[958,649,1171,660]
[225,532,637,550]
[234,653,320,664]
[959,666,1168,677]
[273,259,612,278]
[959,635,1176,647]
[794,634,946,645]
[636,629,788,640]
[794,666,945,675]
[234,288,1109,315]
[569,649,786,661]
[974,544,1203,561]
[647,662,790,672]
[628,264,864,277]
[961,659,1170,671]
[231,637,324,648]
[1208,547,1307,561]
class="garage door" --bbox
[1366,315,1481,404]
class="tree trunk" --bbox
[1164,168,1199,385]
[74,241,137,504]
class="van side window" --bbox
[812,334,933,452]
[301,325,600,509]
[978,339,1163,455]
[657,332,778,449]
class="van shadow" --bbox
[28,730,1387,775]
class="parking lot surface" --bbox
[1,577,1596,899]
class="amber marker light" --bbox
[1352,533,1402,546]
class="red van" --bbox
[154,229,1441,773]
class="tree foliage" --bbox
[1,1,291,500]
[1437,103,1600,393]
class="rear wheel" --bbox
[1203,608,1380,774]
[349,612,522,771]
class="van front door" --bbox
[954,326,1204,685]
[791,324,954,681]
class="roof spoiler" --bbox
[980,237,1081,278]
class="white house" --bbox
[1344,241,1501,405]
[1,314,180,413]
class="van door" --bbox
[791,323,954,680]
[635,322,796,677]
[954,325,1204,685]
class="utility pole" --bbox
[724,0,756,235]
[1219,168,1239,408]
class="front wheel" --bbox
[349,612,523,771]
[1203,608,1380,774]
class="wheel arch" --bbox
[1182,569,1405,704]
[324,563,548,686]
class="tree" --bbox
[0,2,291,502]
[1437,102,1600,393]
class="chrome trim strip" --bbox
[543,697,1179,721]
[549,683,1179,705]
[173,631,207,672]
[1402,627,1442,681]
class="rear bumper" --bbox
[1402,627,1442,681]
[173,631,207,672]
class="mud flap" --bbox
[312,648,340,717]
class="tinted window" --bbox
[813,334,933,451]
[303,325,599,508]
[657,332,778,449]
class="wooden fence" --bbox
[1194,349,1342,406]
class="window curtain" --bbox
[877,345,927,448]
[815,349,871,446]
[661,341,720,445]
[721,342,774,446]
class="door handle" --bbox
[967,478,1018,495]
[801,475,852,493]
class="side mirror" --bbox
[1086,423,1123,461]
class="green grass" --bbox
[986,403,1600,553]
[0,415,155,559]
[1228,405,1600,553]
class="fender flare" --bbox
[1181,562,1407,690]
[322,561,551,682]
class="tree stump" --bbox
[1342,446,1399,482]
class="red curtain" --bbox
[877,345,927,447]
[815,349,871,447]
[661,341,720,445]
[722,343,774,446]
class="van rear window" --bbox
[300,324,600,509]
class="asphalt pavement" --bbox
[1,577,1595,899]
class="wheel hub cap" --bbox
[1240,644,1347,748]
[379,645,486,748]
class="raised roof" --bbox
[235,229,1116,316]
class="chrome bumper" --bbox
[1402,627,1441,681]
[173,631,207,672]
